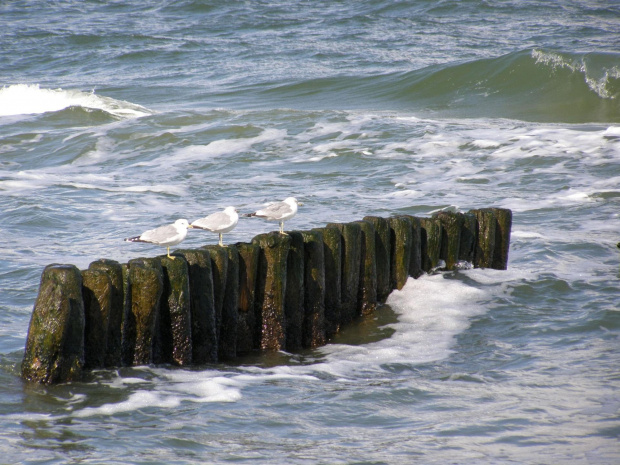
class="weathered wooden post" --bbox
[173,249,217,364]
[435,211,464,271]
[87,259,123,367]
[403,216,423,279]
[363,216,391,302]
[327,222,361,325]
[284,231,305,351]
[388,216,412,290]
[219,246,239,360]
[459,212,477,265]
[158,256,192,366]
[419,217,442,272]
[203,245,229,359]
[354,220,377,316]
[123,258,163,366]
[21,264,85,384]
[236,242,260,355]
[471,208,496,268]
[491,207,512,270]
[313,225,342,339]
[81,268,112,369]
[301,229,326,348]
[252,232,291,351]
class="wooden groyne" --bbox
[21,208,512,385]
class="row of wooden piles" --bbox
[21,208,512,385]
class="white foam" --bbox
[313,273,491,377]
[0,84,151,118]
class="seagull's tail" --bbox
[242,212,257,218]
[124,236,146,243]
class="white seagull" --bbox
[191,206,239,246]
[124,218,193,259]
[244,197,301,234]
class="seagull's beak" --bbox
[188,225,195,229]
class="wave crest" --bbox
[0,84,152,118]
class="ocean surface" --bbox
[1,1,619,463]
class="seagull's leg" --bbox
[219,233,224,247]
[279,221,284,234]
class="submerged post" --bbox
[388,216,412,290]
[284,231,305,351]
[363,216,391,302]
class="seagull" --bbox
[243,197,301,234]
[191,206,239,246]
[124,218,193,259]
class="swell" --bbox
[252,49,620,123]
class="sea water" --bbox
[1,1,619,463]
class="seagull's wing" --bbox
[140,224,179,245]
[192,211,234,231]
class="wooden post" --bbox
[203,245,229,358]
[81,268,111,369]
[284,231,305,351]
[327,222,361,325]
[301,229,326,348]
[403,216,422,279]
[124,258,163,366]
[491,208,512,270]
[173,249,217,364]
[388,216,412,290]
[459,212,477,265]
[313,225,342,339]
[219,245,239,361]
[354,220,377,316]
[159,256,192,366]
[237,242,260,355]
[252,232,291,351]
[419,217,442,272]
[435,211,464,271]
[471,208,496,268]
[21,265,85,384]
[87,259,123,368]
[363,216,391,301]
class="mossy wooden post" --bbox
[491,208,512,270]
[219,246,239,361]
[327,222,361,325]
[284,231,305,351]
[252,232,291,351]
[237,242,260,355]
[403,216,423,279]
[435,211,463,271]
[21,265,85,384]
[88,259,123,367]
[123,258,163,366]
[353,220,377,316]
[363,216,391,302]
[159,256,192,366]
[471,208,496,268]
[459,212,477,264]
[388,217,412,290]
[419,217,442,272]
[313,225,342,339]
[301,229,326,348]
[203,245,229,358]
[81,268,111,369]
